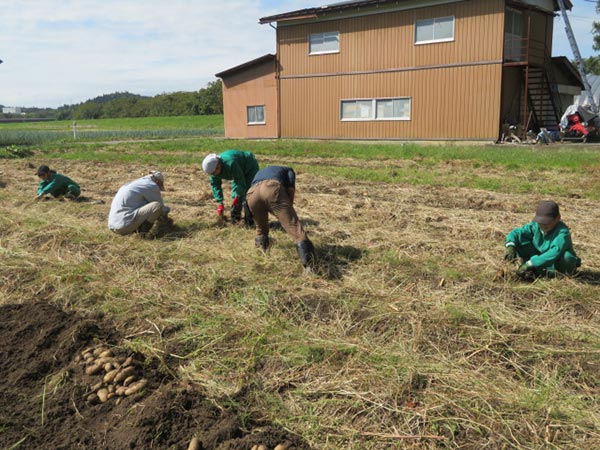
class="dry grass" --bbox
[2,154,600,450]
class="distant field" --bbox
[0,115,224,144]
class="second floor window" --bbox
[415,16,454,44]
[309,31,339,55]
[247,105,265,125]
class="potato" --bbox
[116,397,122,406]
[121,356,134,368]
[95,356,114,366]
[274,445,289,450]
[99,349,114,358]
[115,386,127,396]
[257,446,267,450]
[104,363,113,372]
[107,392,116,399]
[83,352,94,361]
[124,379,147,396]
[97,388,109,403]
[85,364,103,376]
[92,347,106,357]
[123,375,137,386]
[187,437,200,450]
[86,393,99,404]
[114,366,136,383]
[107,385,115,394]
[91,381,104,392]
[103,368,120,383]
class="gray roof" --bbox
[259,0,572,24]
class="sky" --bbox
[0,0,598,109]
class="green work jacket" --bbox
[210,150,259,203]
[506,221,577,269]
[37,173,79,197]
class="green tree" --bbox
[582,55,600,75]
[595,1,600,51]
[197,80,223,115]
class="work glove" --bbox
[216,203,224,216]
[517,262,535,278]
[230,197,242,223]
[504,246,517,262]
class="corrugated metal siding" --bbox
[277,0,505,77]
[280,64,502,140]
[221,62,278,138]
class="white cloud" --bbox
[1,0,596,108]
[0,0,316,107]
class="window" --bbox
[309,31,339,55]
[247,105,265,125]
[415,16,454,44]
[341,98,411,121]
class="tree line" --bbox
[0,80,222,120]
[582,0,600,75]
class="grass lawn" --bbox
[2,129,600,449]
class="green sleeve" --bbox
[37,180,48,196]
[210,175,224,203]
[506,222,534,246]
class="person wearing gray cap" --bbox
[108,171,172,237]
[201,150,259,224]
[35,165,80,200]
[504,200,580,278]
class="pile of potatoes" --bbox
[75,345,148,405]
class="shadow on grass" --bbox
[268,218,320,231]
[316,244,364,280]
[574,270,600,286]
[158,222,208,240]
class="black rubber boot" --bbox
[255,235,270,251]
[243,202,254,227]
[296,239,316,270]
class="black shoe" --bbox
[296,239,316,269]
[255,235,270,251]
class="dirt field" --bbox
[1,155,600,449]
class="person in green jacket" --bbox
[36,165,81,200]
[201,150,259,224]
[504,200,580,278]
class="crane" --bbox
[556,0,598,113]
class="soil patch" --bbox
[0,302,308,450]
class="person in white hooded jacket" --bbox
[108,171,171,236]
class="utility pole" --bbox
[556,0,598,113]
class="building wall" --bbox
[276,0,505,140]
[220,60,278,138]
[277,0,505,76]
[280,64,502,140]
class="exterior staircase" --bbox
[523,66,562,131]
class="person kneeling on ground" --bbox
[504,200,581,278]
[201,150,259,225]
[108,170,172,237]
[36,165,80,200]
[246,165,316,271]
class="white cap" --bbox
[149,170,165,191]
[202,153,220,174]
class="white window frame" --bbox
[247,105,266,125]
[414,16,455,45]
[340,97,411,122]
[309,31,340,55]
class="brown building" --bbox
[216,0,579,141]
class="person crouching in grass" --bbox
[35,165,80,200]
[504,200,581,278]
